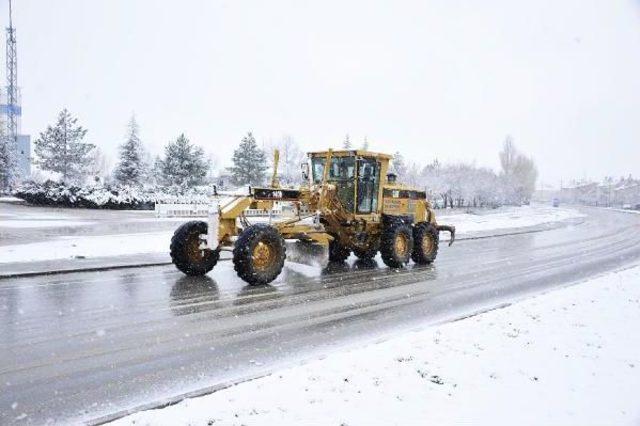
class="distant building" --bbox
[613,183,640,207]
[0,119,30,181]
[560,177,640,208]
[560,182,598,205]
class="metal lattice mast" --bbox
[0,0,19,190]
[6,0,18,144]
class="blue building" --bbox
[0,105,30,181]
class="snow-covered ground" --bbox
[0,232,172,263]
[0,210,94,227]
[111,264,640,426]
[439,205,585,235]
[0,219,94,228]
[0,205,583,265]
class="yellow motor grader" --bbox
[170,149,455,285]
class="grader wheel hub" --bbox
[252,241,276,271]
[422,234,434,254]
[187,234,204,262]
[395,233,410,257]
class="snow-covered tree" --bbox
[499,136,520,183]
[151,155,164,185]
[34,109,95,184]
[114,115,147,186]
[205,153,220,184]
[265,134,304,186]
[157,134,209,188]
[420,161,495,208]
[499,136,538,204]
[342,134,352,149]
[229,132,267,186]
[362,136,369,151]
[88,147,112,185]
[391,151,407,180]
[0,120,16,192]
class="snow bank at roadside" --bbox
[609,208,640,215]
[0,232,172,263]
[439,205,584,235]
[112,264,640,426]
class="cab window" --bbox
[356,158,380,213]
[311,156,356,212]
[311,156,356,184]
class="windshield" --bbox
[311,156,356,184]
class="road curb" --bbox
[90,371,271,425]
[0,258,240,280]
[0,261,173,279]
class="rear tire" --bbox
[328,235,351,262]
[233,224,286,286]
[412,222,439,264]
[170,221,220,276]
[380,221,414,268]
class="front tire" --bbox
[412,222,439,264]
[233,224,286,286]
[170,221,220,276]
[380,221,414,268]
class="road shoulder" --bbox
[109,263,640,426]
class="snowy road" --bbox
[1,207,639,424]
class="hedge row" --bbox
[14,181,212,210]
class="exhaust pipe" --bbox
[437,225,456,246]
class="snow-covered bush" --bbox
[14,181,216,210]
[15,181,152,209]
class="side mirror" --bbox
[301,162,309,181]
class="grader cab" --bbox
[170,149,455,285]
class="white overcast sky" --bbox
[5,0,640,186]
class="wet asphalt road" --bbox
[1,208,639,425]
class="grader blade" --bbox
[284,240,329,268]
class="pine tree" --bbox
[0,121,16,192]
[392,151,407,179]
[342,134,351,149]
[362,136,369,151]
[229,132,267,186]
[152,155,163,185]
[114,115,147,186]
[34,109,94,184]
[157,134,209,189]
